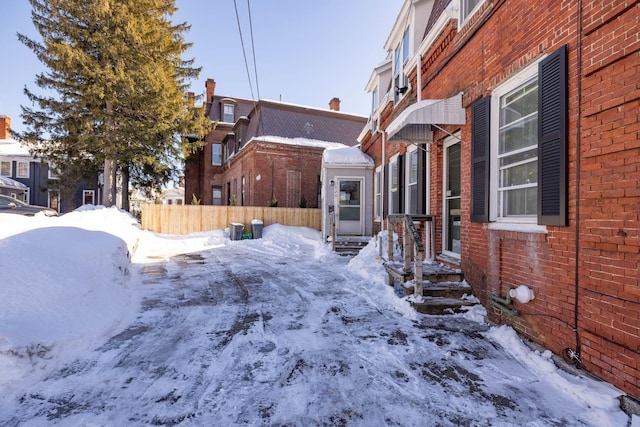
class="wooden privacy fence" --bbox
[141,204,322,235]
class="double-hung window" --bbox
[0,161,10,176]
[17,161,29,178]
[223,104,234,123]
[374,167,382,220]
[406,148,419,214]
[388,155,403,215]
[471,45,568,226]
[212,143,222,166]
[394,29,410,103]
[497,77,538,220]
[390,160,398,214]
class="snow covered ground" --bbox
[0,207,633,426]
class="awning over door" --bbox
[386,92,466,142]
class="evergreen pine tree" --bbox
[18,0,210,207]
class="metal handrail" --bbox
[329,209,336,252]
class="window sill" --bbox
[486,222,547,234]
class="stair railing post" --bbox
[387,218,393,261]
[414,241,424,300]
[403,221,411,273]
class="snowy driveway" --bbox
[0,223,627,426]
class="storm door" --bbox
[337,178,363,235]
[443,138,461,257]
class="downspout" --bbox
[569,0,584,367]
[417,53,422,102]
[381,130,387,231]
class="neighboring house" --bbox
[0,115,98,213]
[184,79,255,206]
[359,0,639,401]
[184,79,368,209]
[162,187,184,205]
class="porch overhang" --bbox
[386,93,466,142]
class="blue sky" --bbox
[0,1,403,134]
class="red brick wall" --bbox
[222,141,323,208]
[576,0,640,397]
[184,125,230,205]
[370,0,639,398]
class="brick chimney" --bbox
[329,97,341,111]
[0,116,10,140]
[205,78,216,103]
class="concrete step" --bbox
[402,281,474,299]
[384,261,464,284]
[410,297,478,315]
[333,237,370,256]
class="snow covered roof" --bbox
[0,140,31,157]
[322,146,374,166]
[0,175,28,189]
[249,135,349,150]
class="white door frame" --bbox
[335,176,365,236]
[443,134,461,258]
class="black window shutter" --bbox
[538,44,568,226]
[383,163,389,218]
[398,154,405,214]
[471,97,490,223]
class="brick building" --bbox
[359,0,639,401]
[185,79,367,208]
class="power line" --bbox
[233,0,255,101]
[247,0,260,100]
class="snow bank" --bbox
[0,206,142,386]
[486,325,627,425]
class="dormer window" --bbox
[394,28,410,103]
[223,103,235,123]
[371,86,379,114]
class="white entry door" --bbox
[337,178,363,235]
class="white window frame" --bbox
[405,145,419,214]
[241,176,245,206]
[388,154,400,215]
[443,135,462,258]
[0,160,11,176]
[374,166,382,221]
[83,190,95,205]
[460,0,485,24]
[223,104,234,123]
[490,59,542,224]
[16,161,29,178]
[212,143,222,166]
[48,163,58,179]
[393,28,410,104]
[371,86,379,115]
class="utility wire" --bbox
[233,0,255,101]
[247,0,260,100]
